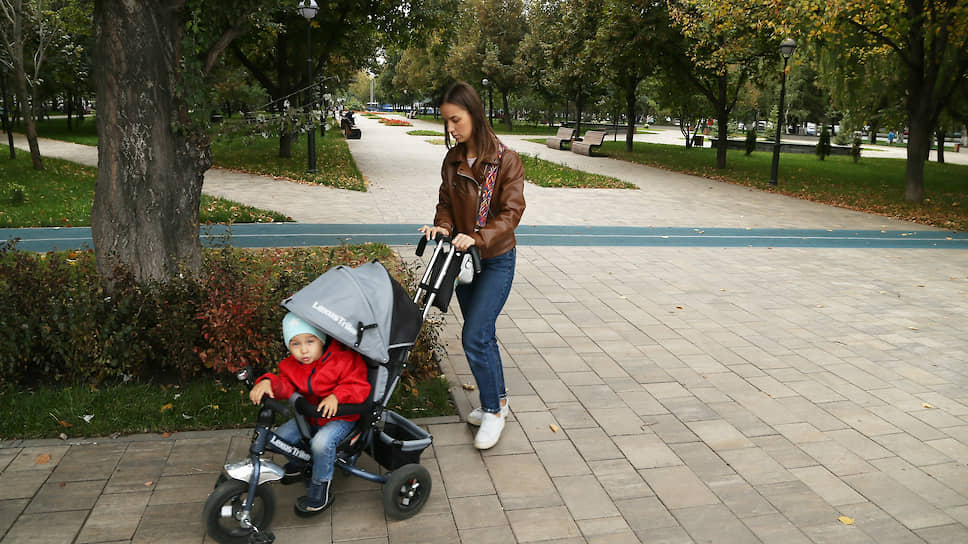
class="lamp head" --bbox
[779,38,796,59]
[298,0,318,20]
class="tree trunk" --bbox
[869,120,878,144]
[712,76,728,168]
[904,115,930,202]
[10,35,43,170]
[1,67,14,159]
[574,91,584,138]
[92,1,210,288]
[502,90,512,131]
[624,80,637,152]
[66,88,74,131]
[279,132,295,158]
[935,130,944,163]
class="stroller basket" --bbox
[375,410,432,470]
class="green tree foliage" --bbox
[817,0,968,202]
[445,0,527,130]
[542,0,604,136]
[667,0,778,168]
[593,0,669,151]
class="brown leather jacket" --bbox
[434,142,526,259]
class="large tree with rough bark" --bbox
[91,0,284,287]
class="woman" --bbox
[419,81,526,449]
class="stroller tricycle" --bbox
[202,235,479,544]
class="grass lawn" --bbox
[0,374,452,439]
[211,121,366,191]
[1,154,288,227]
[20,116,366,191]
[520,153,636,189]
[581,140,966,231]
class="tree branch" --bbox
[845,17,912,69]
[202,20,249,75]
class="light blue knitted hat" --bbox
[282,312,324,346]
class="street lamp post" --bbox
[769,38,796,186]
[298,0,319,174]
[482,78,492,127]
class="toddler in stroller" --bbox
[247,312,371,515]
[202,253,464,544]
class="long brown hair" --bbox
[442,81,499,177]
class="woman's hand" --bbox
[249,380,274,405]
[418,225,450,240]
[451,233,476,251]
[317,394,339,418]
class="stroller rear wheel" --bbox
[382,463,432,520]
[203,479,276,544]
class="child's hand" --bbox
[249,380,274,405]
[317,394,338,418]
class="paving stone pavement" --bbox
[3,116,968,543]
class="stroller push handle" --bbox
[415,234,482,274]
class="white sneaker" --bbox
[467,400,510,426]
[474,412,506,450]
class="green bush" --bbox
[816,128,831,160]
[745,129,757,155]
[0,242,439,389]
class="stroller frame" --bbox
[203,236,477,544]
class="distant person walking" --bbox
[888,130,896,145]
[419,81,526,450]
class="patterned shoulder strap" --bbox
[476,143,505,229]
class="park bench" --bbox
[571,130,606,156]
[545,126,575,149]
[341,114,361,139]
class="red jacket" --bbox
[257,340,371,424]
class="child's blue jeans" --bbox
[455,247,515,415]
[275,417,356,483]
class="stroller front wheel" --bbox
[203,479,276,544]
[382,463,432,520]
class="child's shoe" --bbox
[295,479,333,516]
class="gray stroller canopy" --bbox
[281,261,422,364]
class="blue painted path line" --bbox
[3,224,967,253]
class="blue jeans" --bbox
[456,247,515,414]
[275,417,356,483]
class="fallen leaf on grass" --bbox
[160,403,174,413]
[838,516,854,525]
[81,414,94,423]
[35,454,51,465]
[58,420,72,428]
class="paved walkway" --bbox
[3,117,968,543]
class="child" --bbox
[249,312,371,515]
